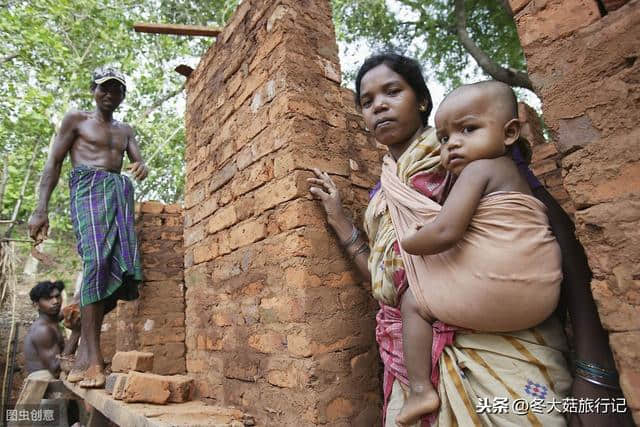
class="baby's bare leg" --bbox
[396,289,440,426]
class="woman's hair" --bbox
[354,53,432,126]
[29,280,64,303]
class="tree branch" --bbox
[5,143,38,237]
[0,52,18,65]
[0,155,8,213]
[136,82,186,124]
[454,0,533,90]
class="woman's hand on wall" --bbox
[307,168,346,226]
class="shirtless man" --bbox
[28,68,147,388]
[24,281,80,377]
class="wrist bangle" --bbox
[575,372,621,391]
[573,359,620,390]
[348,240,369,259]
[340,225,359,247]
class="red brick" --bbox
[105,372,127,394]
[193,240,218,264]
[515,0,600,47]
[274,151,349,178]
[247,331,285,354]
[230,158,274,197]
[123,371,170,404]
[287,331,313,357]
[184,222,205,248]
[111,351,154,373]
[253,171,312,212]
[140,201,164,214]
[531,158,558,177]
[228,217,267,249]
[191,195,219,225]
[259,296,304,322]
[531,143,558,163]
[325,397,355,421]
[284,266,323,288]
[184,185,205,210]
[166,375,195,403]
[112,373,129,400]
[509,0,530,14]
[207,204,237,234]
[619,368,640,409]
[602,0,630,11]
[209,160,237,193]
[163,203,182,214]
[234,70,268,110]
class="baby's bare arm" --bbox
[401,160,491,255]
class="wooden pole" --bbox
[133,23,221,37]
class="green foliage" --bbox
[332,0,525,89]
[0,0,237,236]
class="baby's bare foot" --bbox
[396,388,440,426]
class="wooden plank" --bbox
[134,23,221,37]
[16,379,49,405]
[62,380,250,426]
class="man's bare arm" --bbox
[125,125,148,181]
[30,325,62,375]
[28,112,81,242]
[401,160,489,255]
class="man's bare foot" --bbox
[68,340,89,382]
[78,365,105,388]
[67,368,85,383]
[396,388,440,426]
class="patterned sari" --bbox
[364,128,572,426]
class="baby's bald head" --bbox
[441,80,518,122]
[434,80,523,174]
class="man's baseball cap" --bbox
[92,67,126,89]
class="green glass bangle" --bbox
[575,359,618,380]
[341,225,360,247]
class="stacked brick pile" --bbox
[511,0,640,422]
[100,201,186,375]
[106,351,194,404]
[183,0,383,425]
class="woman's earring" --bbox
[419,105,427,112]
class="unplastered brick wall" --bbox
[184,0,382,425]
[100,201,186,375]
[511,0,640,422]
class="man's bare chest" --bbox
[77,120,128,151]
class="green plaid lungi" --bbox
[69,165,142,309]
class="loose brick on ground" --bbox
[166,375,195,403]
[112,374,129,400]
[111,351,154,373]
[123,371,171,404]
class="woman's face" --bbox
[359,64,424,147]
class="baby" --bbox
[394,81,562,425]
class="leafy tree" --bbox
[0,0,237,237]
[331,0,532,90]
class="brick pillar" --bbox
[101,201,186,375]
[511,0,640,422]
[184,0,382,425]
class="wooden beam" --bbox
[174,64,193,77]
[62,379,252,426]
[133,23,221,37]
